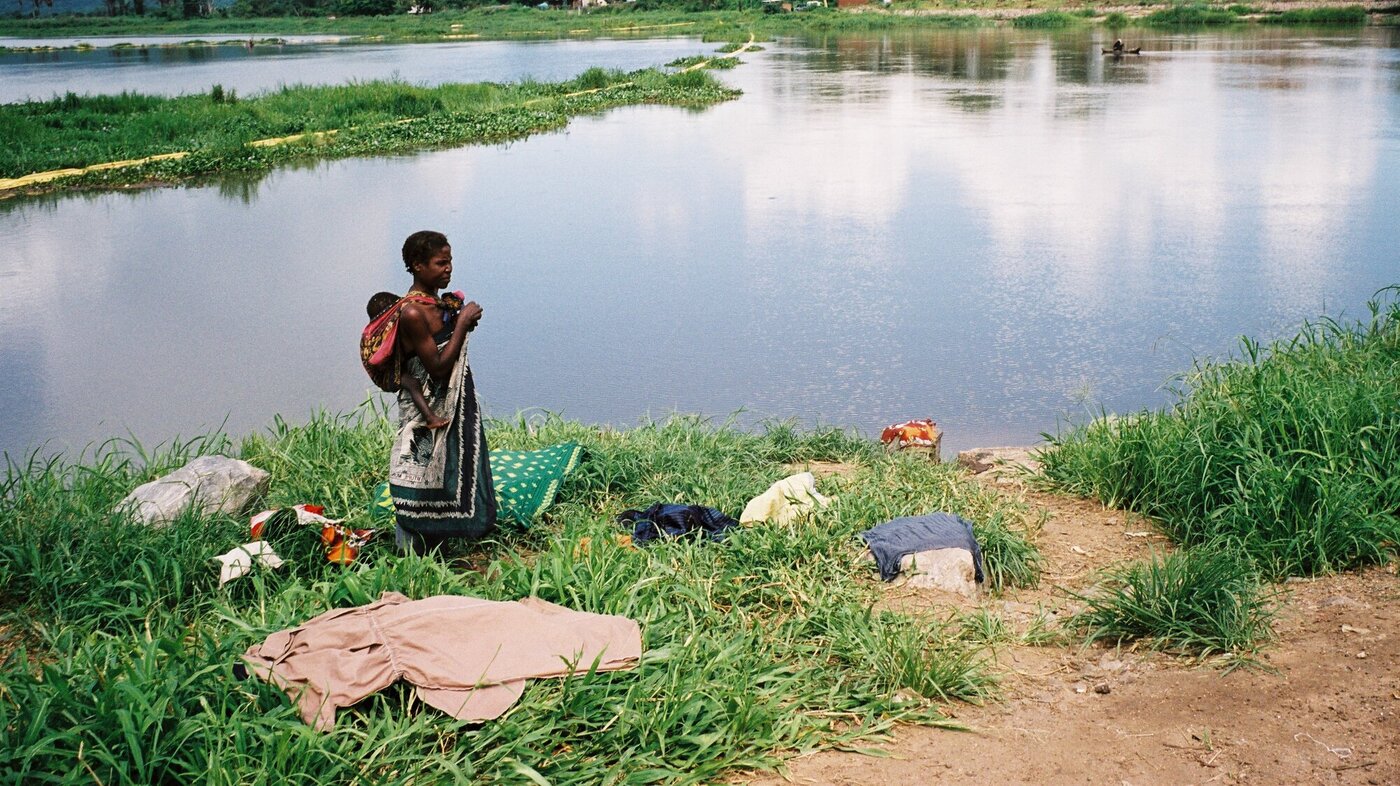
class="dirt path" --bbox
[755,458,1400,785]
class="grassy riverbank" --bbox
[0,2,1384,44]
[0,411,1040,784]
[0,64,737,196]
[1039,290,1400,579]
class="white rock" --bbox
[898,547,980,597]
[118,455,270,527]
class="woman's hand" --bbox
[459,301,483,332]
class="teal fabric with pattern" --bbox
[372,442,583,529]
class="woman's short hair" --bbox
[402,230,449,273]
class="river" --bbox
[1,26,1397,458]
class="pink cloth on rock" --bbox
[241,591,642,730]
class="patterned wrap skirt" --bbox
[388,334,497,541]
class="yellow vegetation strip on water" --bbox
[247,129,340,148]
[1,126,363,192]
[0,151,189,190]
[680,35,757,72]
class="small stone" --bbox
[892,688,921,704]
[1098,656,1126,672]
[955,446,1040,476]
[1320,595,1360,608]
[1341,624,1371,635]
[1074,683,1088,694]
[1094,683,1111,695]
[1357,651,1368,659]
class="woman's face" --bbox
[415,245,453,289]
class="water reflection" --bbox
[0,36,716,102]
[1,28,1397,458]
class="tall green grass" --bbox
[1074,547,1277,656]
[0,409,1040,784]
[1040,290,1400,577]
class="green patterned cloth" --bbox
[372,442,584,529]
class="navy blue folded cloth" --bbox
[618,503,739,545]
[859,512,984,583]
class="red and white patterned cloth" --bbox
[880,418,939,448]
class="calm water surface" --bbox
[0,36,709,102]
[2,27,1397,458]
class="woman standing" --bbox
[383,230,496,552]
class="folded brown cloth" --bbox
[241,591,641,730]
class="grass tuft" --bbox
[1073,547,1277,656]
[1012,10,1083,28]
[1102,11,1130,27]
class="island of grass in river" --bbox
[0,64,738,196]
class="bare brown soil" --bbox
[752,460,1400,785]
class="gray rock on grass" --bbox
[898,548,981,597]
[117,455,270,527]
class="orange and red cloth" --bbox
[216,504,376,586]
[880,418,940,448]
[250,504,375,565]
[358,290,464,393]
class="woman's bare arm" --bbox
[399,301,482,383]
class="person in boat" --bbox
[1112,38,1124,53]
[379,230,495,553]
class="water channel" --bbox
[2,27,1397,458]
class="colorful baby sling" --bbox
[359,290,465,393]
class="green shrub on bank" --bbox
[1143,3,1241,25]
[1040,290,1400,577]
[1102,11,1130,27]
[0,410,1040,784]
[1013,10,1082,28]
[1074,547,1277,656]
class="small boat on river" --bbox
[1103,47,1143,55]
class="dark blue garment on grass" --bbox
[859,512,984,583]
[618,504,739,545]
